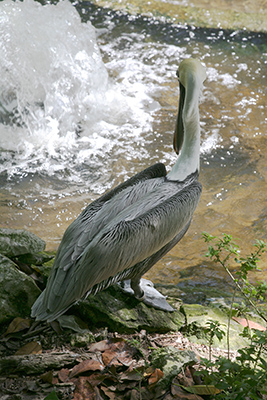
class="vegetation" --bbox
[198,233,267,399]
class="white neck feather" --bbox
[167,67,203,182]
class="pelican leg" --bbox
[130,277,145,300]
[118,278,145,300]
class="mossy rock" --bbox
[149,346,198,388]
[0,228,46,258]
[0,254,41,325]
[15,251,54,266]
[182,303,248,350]
[73,284,185,334]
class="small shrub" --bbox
[199,233,267,399]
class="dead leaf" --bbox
[163,395,174,400]
[109,337,126,347]
[69,359,104,379]
[118,366,145,382]
[73,377,105,400]
[40,370,59,385]
[89,338,136,369]
[171,384,203,399]
[89,340,110,352]
[100,386,118,400]
[117,350,135,367]
[129,389,142,400]
[143,366,155,378]
[88,373,107,388]
[4,317,31,336]
[232,317,266,331]
[100,386,125,400]
[176,369,194,387]
[148,368,164,386]
[15,341,42,355]
[101,338,136,368]
[58,368,70,383]
[102,349,119,367]
[108,338,134,354]
[40,370,54,384]
[73,376,96,400]
[94,386,104,400]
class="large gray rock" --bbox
[0,228,46,258]
[73,284,185,334]
[0,254,41,325]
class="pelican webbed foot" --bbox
[119,278,175,312]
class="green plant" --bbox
[203,319,225,361]
[203,232,267,324]
[200,328,267,399]
[199,233,267,399]
[200,346,267,400]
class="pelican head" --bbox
[178,58,206,89]
[173,58,206,155]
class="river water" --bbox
[0,0,267,286]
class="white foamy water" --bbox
[0,0,160,188]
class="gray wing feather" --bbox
[32,163,166,318]
[54,163,166,268]
[46,181,201,315]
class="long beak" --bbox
[173,81,185,155]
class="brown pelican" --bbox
[31,58,206,322]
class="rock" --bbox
[0,228,46,258]
[73,284,185,334]
[16,252,54,266]
[156,278,261,350]
[0,254,41,325]
[182,303,248,350]
[149,346,198,389]
[90,0,267,33]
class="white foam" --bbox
[0,0,158,183]
[207,67,241,88]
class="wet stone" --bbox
[0,254,41,325]
[0,228,46,258]
[73,284,185,334]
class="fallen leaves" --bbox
[15,340,42,355]
[69,359,104,379]
[146,367,164,386]
[1,317,44,356]
[37,337,166,400]
[41,337,212,400]
[1,326,214,400]
[3,317,31,336]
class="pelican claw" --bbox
[119,279,175,312]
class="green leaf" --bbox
[181,384,221,395]
[44,390,59,400]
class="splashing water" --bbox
[0,0,158,187]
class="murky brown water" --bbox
[1,0,267,286]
